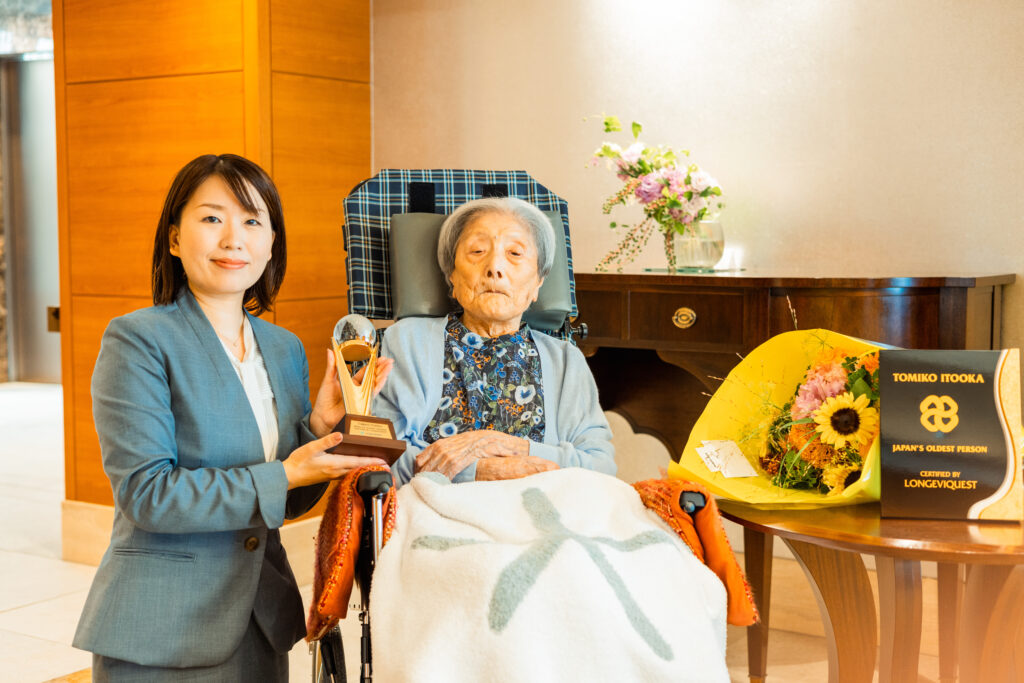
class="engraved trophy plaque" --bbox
[327,314,405,464]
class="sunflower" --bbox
[821,462,861,494]
[812,392,879,449]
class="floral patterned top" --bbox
[424,315,545,444]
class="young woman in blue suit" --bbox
[73,154,391,681]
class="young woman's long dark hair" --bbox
[151,154,286,315]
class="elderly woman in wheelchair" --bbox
[308,190,750,682]
[374,196,616,486]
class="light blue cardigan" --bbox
[374,316,616,486]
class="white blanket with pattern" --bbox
[369,468,729,682]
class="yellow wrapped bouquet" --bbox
[669,329,884,508]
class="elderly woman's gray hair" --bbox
[437,197,556,281]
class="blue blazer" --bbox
[73,289,326,668]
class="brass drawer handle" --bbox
[672,307,697,329]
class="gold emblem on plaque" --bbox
[919,394,959,433]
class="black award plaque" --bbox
[879,349,1022,521]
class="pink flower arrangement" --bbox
[790,369,847,419]
[591,116,724,271]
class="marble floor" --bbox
[1,382,937,682]
[0,382,94,682]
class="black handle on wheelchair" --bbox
[356,471,392,498]
[560,317,588,341]
[679,491,706,515]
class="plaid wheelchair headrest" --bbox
[342,169,577,338]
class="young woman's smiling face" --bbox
[169,175,275,304]
[449,211,543,334]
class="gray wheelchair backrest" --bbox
[388,210,572,332]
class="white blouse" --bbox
[218,317,279,462]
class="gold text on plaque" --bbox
[347,419,394,439]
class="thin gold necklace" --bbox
[215,322,244,351]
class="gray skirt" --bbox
[91,613,288,682]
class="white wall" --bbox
[373,0,1024,347]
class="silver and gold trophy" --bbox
[327,314,405,463]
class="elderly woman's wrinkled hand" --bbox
[476,455,558,481]
[310,350,394,438]
[415,430,529,479]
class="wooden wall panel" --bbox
[63,0,244,83]
[56,0,371,521]
[270,0,370,82]
[271,73,370,301]
[275,296,349,400]
[66,73,247,297]
[69,295,151,504]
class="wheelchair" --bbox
[310,170,707,682]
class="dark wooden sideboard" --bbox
[574,271,1015,459]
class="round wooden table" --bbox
[717,501,1024,683]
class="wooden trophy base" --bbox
[327,414,406,465]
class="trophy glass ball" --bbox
[333,314,377,362]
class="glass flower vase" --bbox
[663,220,725,273]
